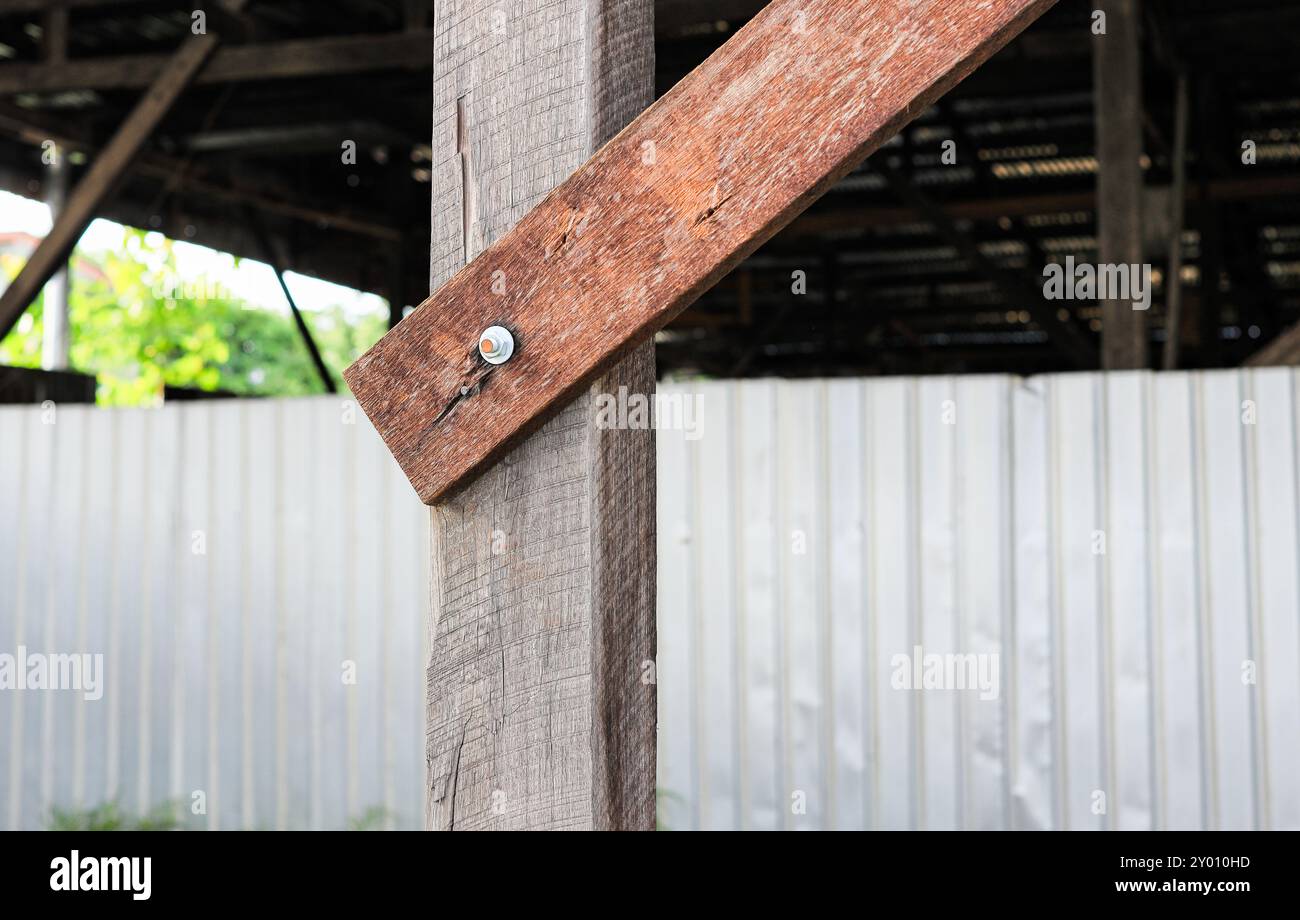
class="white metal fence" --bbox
[0,398,429,830]
[655,370,1300,831]
[2,370,1298,830]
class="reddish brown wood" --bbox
[345,0,1058,504]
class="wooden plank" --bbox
[0,31,434,95]
[421,0,656,831]
[346,0,1058,505]
[1093,0,1147,369]
[0,34,222,339]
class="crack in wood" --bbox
[430,362,496,427]
[545,207,588,259]
[446,720,469,830]
[457,94,475,264]
[692,191,733,227]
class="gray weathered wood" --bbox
[1093,0,1146,369]
[424,0,656,831]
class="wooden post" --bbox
[423,0,656,830]
[1093,0,1146,369]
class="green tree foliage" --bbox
[0,229,386,405]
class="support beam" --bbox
[0,30,434,95]
[1093,0,1147,369]
[420,0,656,831]
[0,28,231,341]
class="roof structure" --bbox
[0,0,1296,376]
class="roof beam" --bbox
[0,30,433,95]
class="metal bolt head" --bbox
[478,325,515,364]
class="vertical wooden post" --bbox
[1093,0,1146,369]
[424,0,656,830]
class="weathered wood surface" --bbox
[422,0,656,830]
[345,0,1058,505]
[1093,0,1147,369]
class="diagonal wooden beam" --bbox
[345,0,1059,504]
[0,4,249,341]
[0,31,434,95]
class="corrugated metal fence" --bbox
[2,370,1298,830]
[0,399,429,830]
[655,370,1300,831]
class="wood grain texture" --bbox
[345,0,1058,505]
[423,0,656,831]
